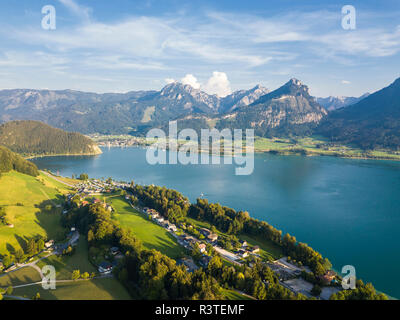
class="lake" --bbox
[32,147,400,298]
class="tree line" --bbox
[0,145,39,177]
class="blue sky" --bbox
[0,0,399,97]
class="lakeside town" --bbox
[62,175,343,300]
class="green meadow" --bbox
[0,171,70,256]
[103,195,184,259]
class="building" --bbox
[200,228,212,237]
[207,233,218,242]
[156,217,165,224]
[239,240,248,247]
[177,257,199,273]
[320,270,336,284]
[98,261,114,274]
[238,249,249,258]
[110,247,120,256]
[45,240,54,248]
[168,224,178,232]
[250,246,260,254]
[198,243,207,253]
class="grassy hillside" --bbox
[103,195,184,259]
[0,171,69,256]
[0,120,101,156]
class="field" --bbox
[11,277,131,300]
[105,195,185,259]
[0,266,42,287]
[254,136,400,160]
[0,171,71,256]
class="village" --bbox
[71,178,341,299]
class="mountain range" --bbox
[0,76,399,149]
[316,77,400,149]
[316,93,370,111]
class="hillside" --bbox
[0,120,102,156]
[317,77,400,149]
[0,145,38,176]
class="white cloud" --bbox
[202,71,232,97]
[165,78,176,84]
[59,0,91,22]
[341,80,351,84]
[181,74,201,89]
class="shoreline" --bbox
[96,144,400,163]
[25,151,102,160]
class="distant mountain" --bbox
[0,120,102,156]
[0,84,270,135]
[316,93,370,111]
[317,77,400,149]
[219,85,270,113]
[215,78,328,137]
[0,145,38,176]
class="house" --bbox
[93,199,101,204]
[320,270,336,284]
[81,201,89,207]
[239,240,248,247]
[177,257,199,273]
[198,243,207,253]
[238,249,249,258]
[168,224,178,232]
[200,228,212,237]
[71,227,76,232]
[45,240,54,248]
[98,261,114,274]
[110,247,120,256]
[156,217,165,224]
[207,233,218,242]
[250,246,260,254]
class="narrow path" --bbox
[40,171,75,188]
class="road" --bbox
[41,170,75,188]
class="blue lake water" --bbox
[32,147,400,298]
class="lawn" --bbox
[106,196,184,259]
[11,277,131,300]
[239,234,283,261]
[0,266,42,287]
[36,237,96,280]
[0,171,68,256]
[221,289,255,300]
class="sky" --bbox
[0,0,399,97]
